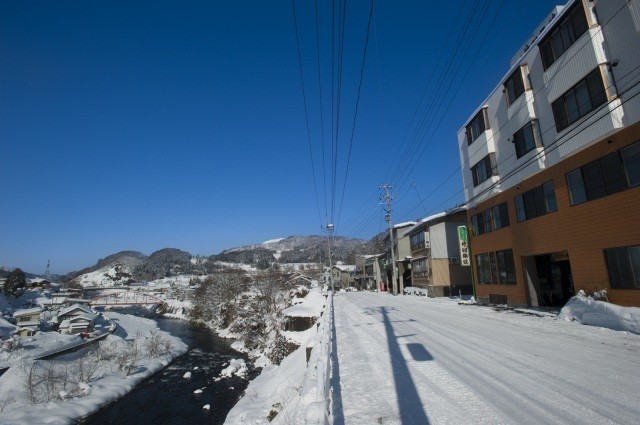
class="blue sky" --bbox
[1,0,562,274]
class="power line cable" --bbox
[291,0,323,227]
[336,0,375,229]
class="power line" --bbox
[290,0,323,227]
[336,0,375,229]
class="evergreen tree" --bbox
[4,268,26,295]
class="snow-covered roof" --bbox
[58,304,93,317]
[333,265,356,272]
[14,307,43,317]
[404,206,468,237]
[393,221,417,229]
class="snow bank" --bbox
[220,358,248,378]
[283,290,325,318]
[405,287,428,297]
[225,289,328,424]
[558,291,640,334]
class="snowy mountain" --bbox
[211,235,373,265]
[65,234,387,287]
[68,249,218,287]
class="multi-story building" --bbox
[355,254,384,290]
[405,207,473,297]
[331,264,356,290]
[457,0,640,307]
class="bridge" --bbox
[90,291,164,307]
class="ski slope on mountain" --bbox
[331,292,640,425]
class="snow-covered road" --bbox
[331,292,640,425]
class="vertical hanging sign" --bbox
[457,225,471,267]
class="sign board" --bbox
[457,225,471,267]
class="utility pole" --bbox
[325,221,335,292]
[380,184,398,295]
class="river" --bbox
[79,311,258,424]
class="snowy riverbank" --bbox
[0,312,187,424]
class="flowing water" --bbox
[80,312,258,424]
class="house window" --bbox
[552,68,607,132]
[466,108,490,144]
[566,141,640,205]
[410,232,426,251]
[504,67,525,105]
[515,181,558,221]
[412,258,429,278]
[513,121,539,159]
[472,202,510,236]
[604,246,640,289]
[471,153,497,186]
[539,2,589,70]
[476,249,517,285]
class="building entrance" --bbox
[523,252,574,307]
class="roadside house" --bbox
[405,207,473,297]
[331,265,356,290]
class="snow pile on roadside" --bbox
[220,358,248,378]
[283,289,325,318]
[405,287,428,297]
[558,290,640,334]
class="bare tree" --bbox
[143,330,172,357]
[193,269,248,326]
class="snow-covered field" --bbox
[0,312,187,424]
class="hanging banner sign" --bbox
[457,225,471,267]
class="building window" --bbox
[515,181,558,221]
[410,232,426,251]
[472,202,510,236]
[552,68,607,132]
[412,258,429,278]
[539,2,589,70]
[513,121,540,159]
[471,153,497,187]
[476,253,491,284]
[476,249,517,285]
[466,108,490,144]
[504,67,526,106]
[566,141,640,205]
[491,202,510,230]
[496,250,517,284]
[604,246,640,289]
[621,141,640,187]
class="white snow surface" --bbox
[220,358,248,378]
[0,312,187,424]
[329,292,640,424]
[283,290,325,318]
[227,289,640,424]
[558,290,640,334]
